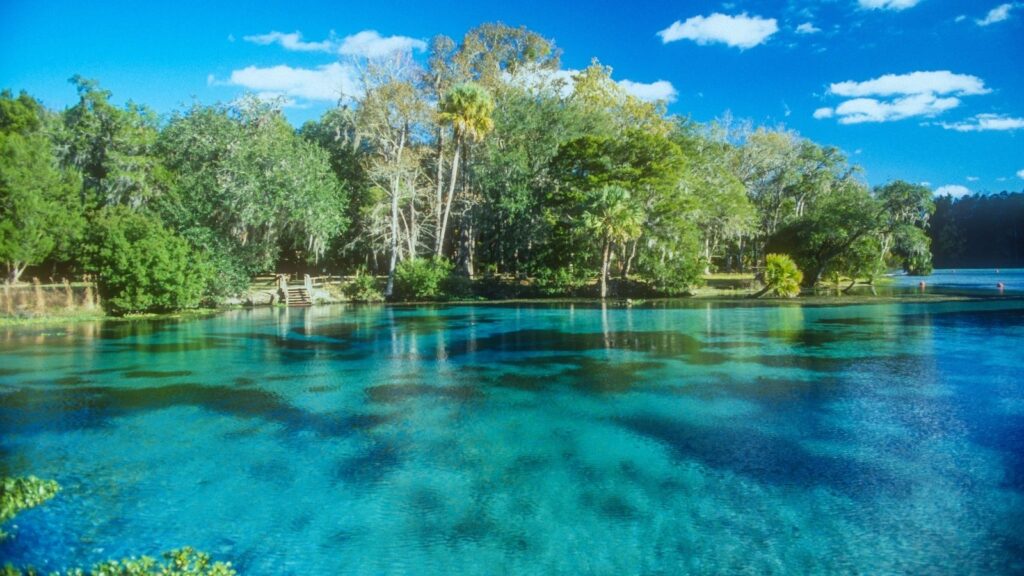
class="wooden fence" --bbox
[1,278,99,317]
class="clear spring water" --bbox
[2,296,1023,574]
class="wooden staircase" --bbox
[285,286,312,307]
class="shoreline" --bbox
[3,290,1015,330]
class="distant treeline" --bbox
[930,191,1024,268]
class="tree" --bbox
[352,54,430,296]
[0,91,83,282]
[436,82,495,270]
[158,98,348,282]
[874,180,935,273]
[59,76,167,209]
[767,180,880,287]
[582,185,643,298]
[83,207,208,315]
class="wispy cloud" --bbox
[658,13,778,49]
[977,3,1018,25]
[814,71,990,124]
[243,31,334,52]
[795,22,821,34]
[243,29,426,58]
[966,176,980,182]
[858,0,923,11]
[1017,169,1024,179]
[934,184,971,198]
[938,114,1024,132]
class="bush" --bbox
[83,207,208,315]
[533,266,591,297]
[640,255,704,296]
[762,253,803,298]
[346,269,384,302]
[392,258,453,301]
[1,476,59,540]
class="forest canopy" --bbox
[0,22,979,312]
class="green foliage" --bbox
[1,476,59,540]
[762,254,803,298]
[439,83,496,143]
[3,547,235,576]
[83,207,208,315]
[157,98,348,276]
[0,91,84,282]
[639,238,705,295]
[393,258,454,301]
[59,76,168,209]
[894,226,934,275]
[346,269,384,302]
[533,266,592,296]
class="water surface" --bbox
[2,299,1023,574]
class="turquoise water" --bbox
[894,268,1024,295]
[2,299,1024,574]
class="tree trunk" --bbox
[6,261,26,284]
[385,128,407,297]
[433,129,446,255]
[437,139,461,257]
[600,238,611,299]
[622,240,638,279]
[385,185,399,297]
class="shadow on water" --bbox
[614,414,909,497]
[0,383,393,440]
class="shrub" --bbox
[392,258,453,301]
[346,269,384,302]
[82,207,208,315]
[762,253,803,298]
[533,266,591,297]
[641,255,704,296]
[1,476,59,540]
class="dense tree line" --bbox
[929,192,1024,268]
[1,23,937,313]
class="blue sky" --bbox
[1,0,1021,195]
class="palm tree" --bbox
[583,185,644,298]
[435,83,495,259]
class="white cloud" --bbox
[242,29,426,58]
[858,0,923,10]
[832,94,960,124]
[966,176,980,182]
[617,79,678,102]
[938,114,1024,132]
[816,71,991,124]
[977,3,1017,25]
[934,184,971,198]
[955,14,967,22]
[1018,169,1024,179]
[795,22,821,34]
[658,13,779,49]
[920,181,932,187]
[225,63,359,102]
[243,31,334,52]
[338,30,426,58]
[830,71,989,98]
